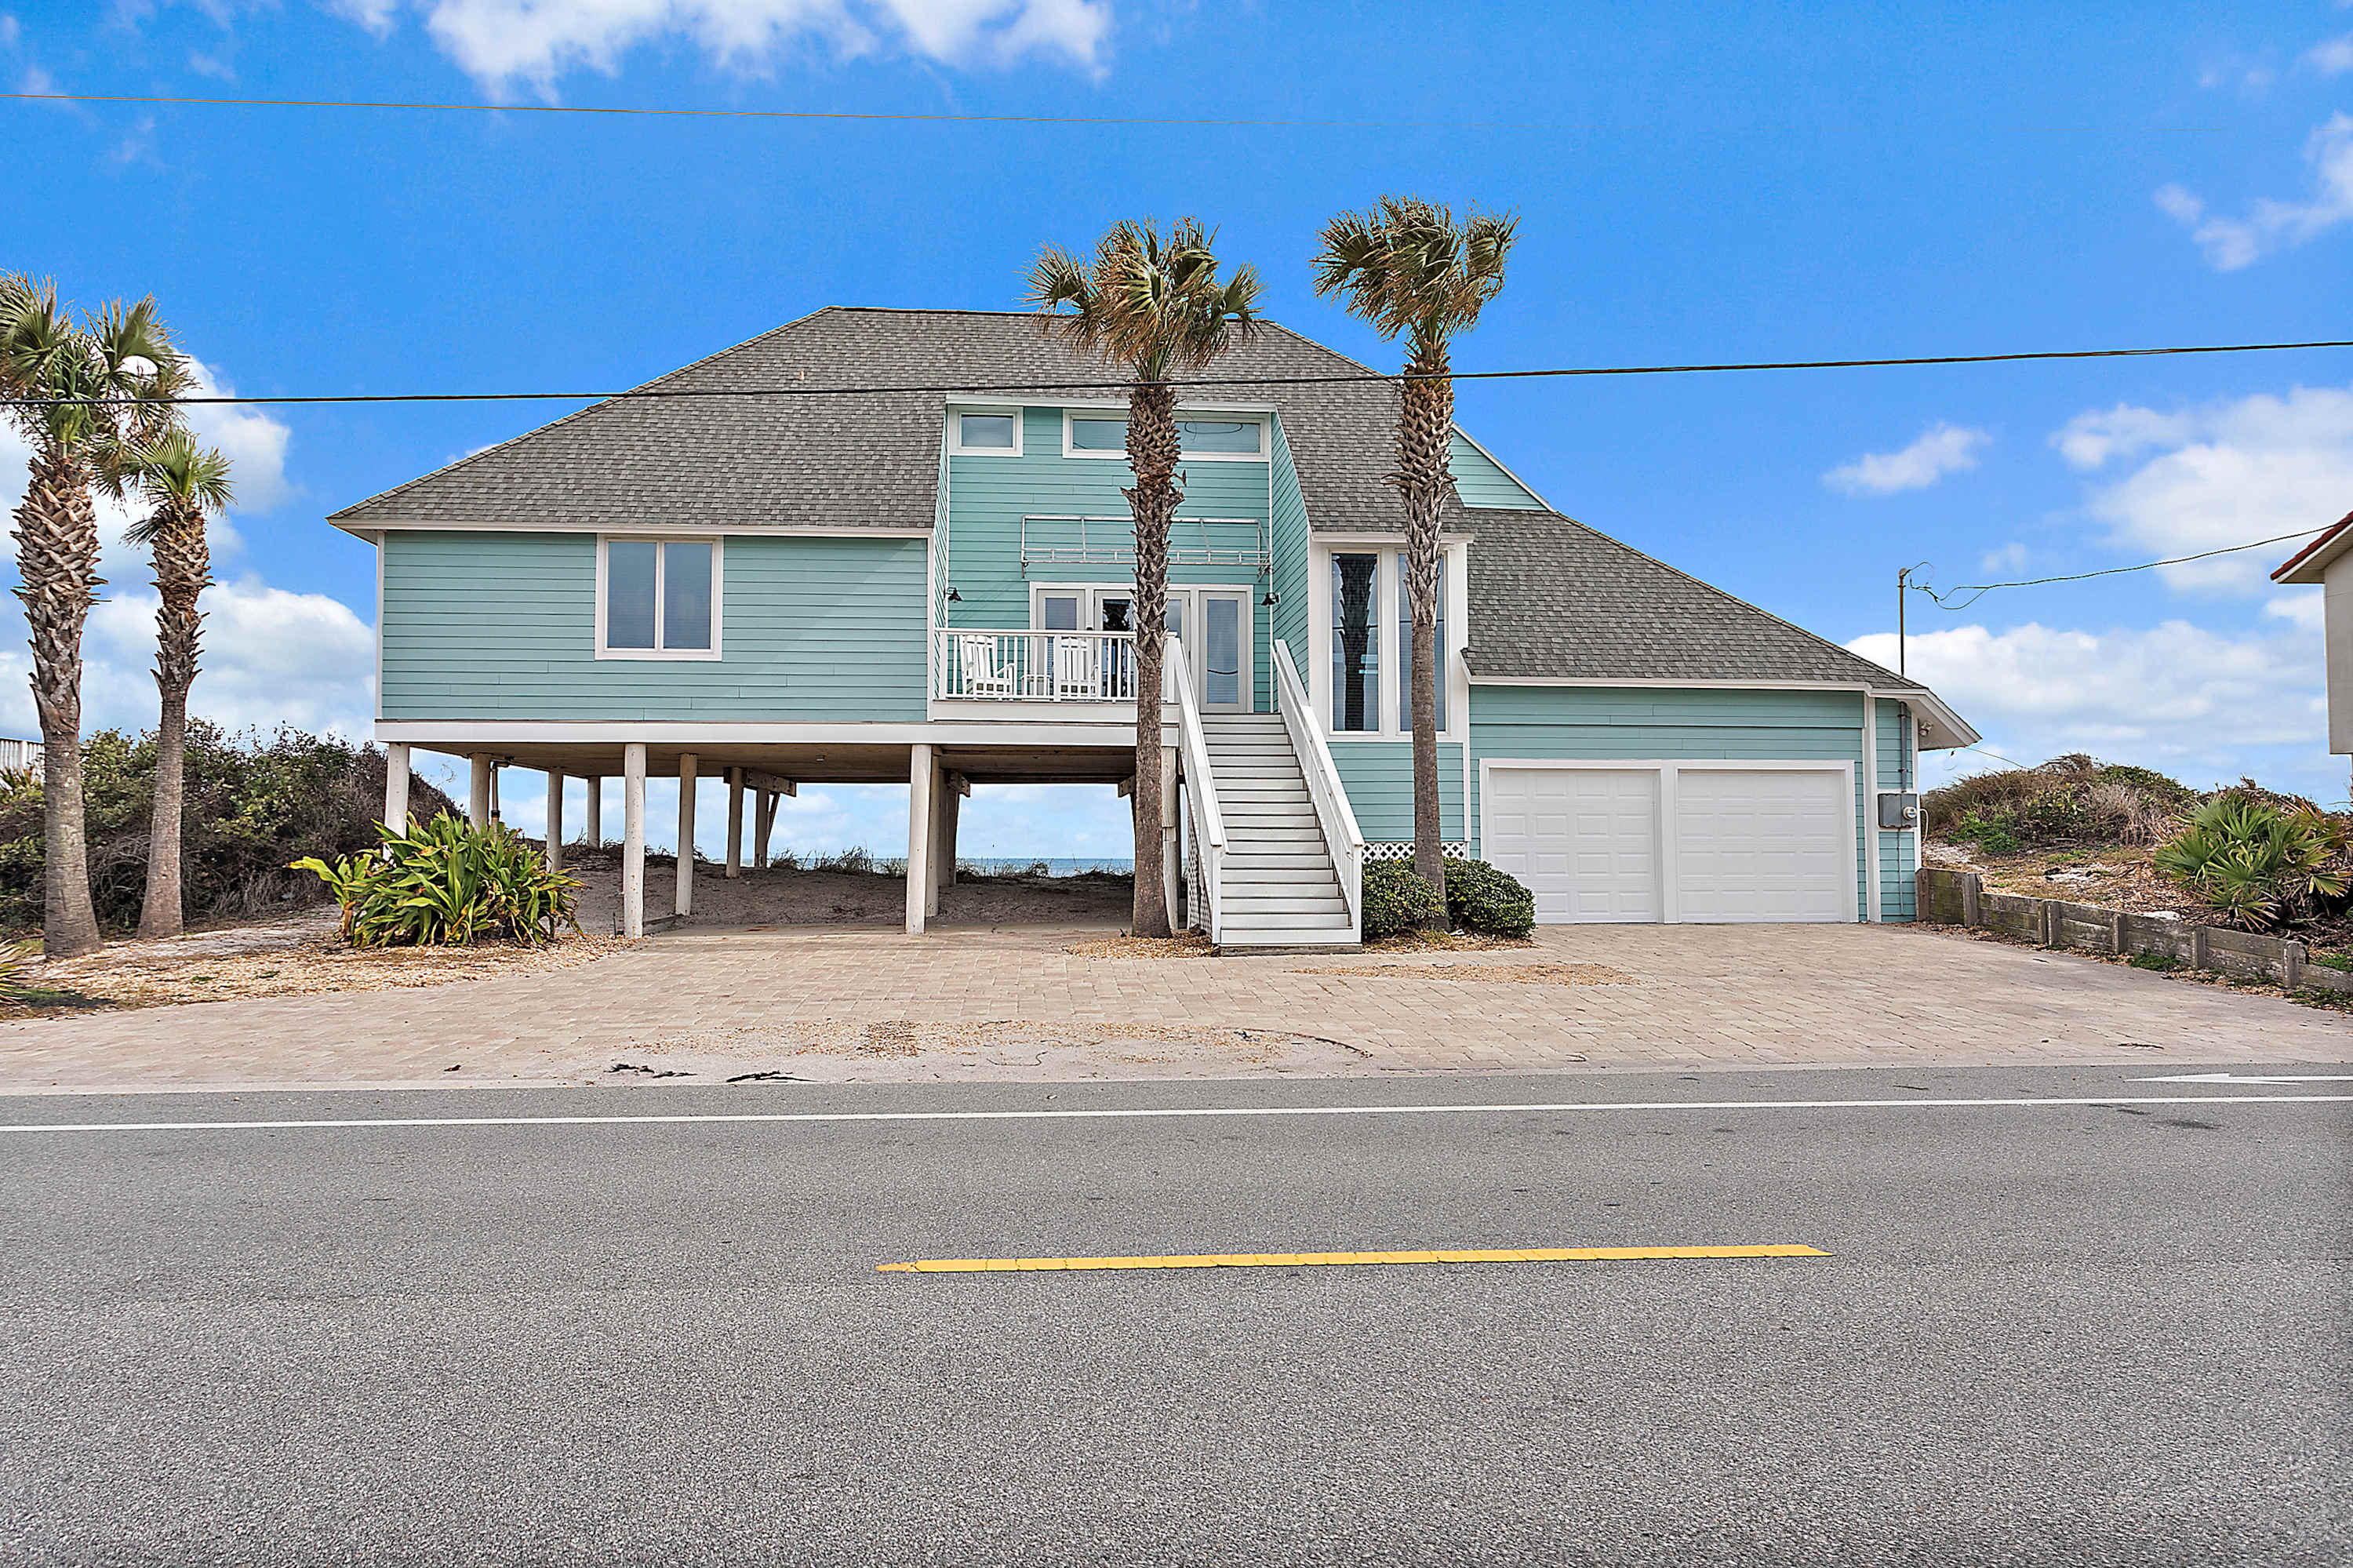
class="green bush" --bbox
[294,813,581,948]
[1947,809,2023,856]
[1441,857,1535,936]
[0,723,459,937]
[2153,799,2349,932]
[1360,861,1442,938]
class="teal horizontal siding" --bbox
[1877,697,1918,921]
[1449,432,1544,510]
[1467,684,1886,921]
[1331,742,1465,843]
[380,530,927,722]
[1268,414,1311,678]
[942,405,1275,710]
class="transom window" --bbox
[1064,412,1267,460]
[599,537,721,660]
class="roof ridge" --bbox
[1467,506,1922,691]
[325,303,839,522]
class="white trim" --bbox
[1450,425,1553,512]
[595,535,725,662]
[947,405,1024,457]
[1477,757,1861,926]
[376,719,1165,748]
[1311,539,1469,743]
[1861,694,1882,925]
[1060,409,1271,462]
[340,518,931,539]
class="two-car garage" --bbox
[1478,761,1857,925]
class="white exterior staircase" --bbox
[1199,714,1355,948]
[1170,638,1363,952]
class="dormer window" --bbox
[951,408,1021,456]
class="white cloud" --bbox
[0,16,20,48]
[337,0,1110,93]
[2157,112,2353,271]
[2304,33,2353,75]
[1979,542,2029,574]
[1824,423,1989,497]
[2051,383,2353,591]
[180,362,296,513]
[2268,588,2325,633]
[1849,618,2329,791]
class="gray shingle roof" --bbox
[1463,508,1926,692]
[330,306,1433,533]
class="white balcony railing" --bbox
[932,628,1141,703]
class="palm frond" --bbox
[1311,195,1518,351]
[1024,216,1261,384]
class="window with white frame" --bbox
[951,408,1021,456]
[1318,544,1463,739]
[599,537,721,659]
[1063,411,1267,460]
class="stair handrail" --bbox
[1166,636,1226,942]
[1272,638,1364,939]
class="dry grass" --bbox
[1062,932,1217,959]
[1365,929,1537,953]
[1297,961,1634,987]
[20,925,629,1013]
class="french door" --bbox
[1034,586,1253,711]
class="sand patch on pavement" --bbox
[1297,962,1635,987]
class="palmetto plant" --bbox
[122,431,231,939]
[2153,799,2350,932]
[1313,198,1516,915]
[293,813,582,948]
[0,275,186,958]
[1027,219,1262,938]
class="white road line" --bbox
[0,1094,2346,1136]
[2138,1072,2353,1084]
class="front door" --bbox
[1195,589,1251,713]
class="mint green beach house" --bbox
[333,307,1977,949]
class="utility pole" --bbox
[1896,565,1911,678]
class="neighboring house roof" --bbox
[2271,510,2353,584]
[330,306,1443,535]
[1462,508,1979,744]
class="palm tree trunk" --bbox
[1399,340,1453,923]
[137,525,207,940]
[13,448,104,958]
[1125,381,1180,938]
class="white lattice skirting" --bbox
[1364,842,1470,862]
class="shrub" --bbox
[1947,809,2023,856]
[293,813,581,948]
[1360,861,1442,938]
[1441,857,1535,936]
[2153,799,2350,932]
[0,723,458,937]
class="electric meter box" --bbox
[1878,792,1920,831]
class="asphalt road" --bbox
[2,1063,2348,1566]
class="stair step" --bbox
[1223,866,1340,884]
[1219,911,1359,931]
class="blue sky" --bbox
[6,0,2353,857]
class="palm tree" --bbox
[1313,197,1516,917]
[1027,220,1262,938]
[0,277,184,957]
[122,431,231,939]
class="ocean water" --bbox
[960,857,1133,876]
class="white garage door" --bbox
[1482,768,1659,923]
[1673,769,1849,924]
[1480,764,1852,925]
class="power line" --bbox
[0,89,2237,133]
[1,89,1581,132]
[1912,526,2327,609]
[9,336,2353,410]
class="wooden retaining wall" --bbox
[1915,866,2341,992]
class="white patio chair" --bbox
[1054,636,1100,699]
[957,635,1016,698]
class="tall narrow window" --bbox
[602,538,720,657]
[1204,595,1240,708]
[1332,553,1379,732]
[1398,553,1446,733]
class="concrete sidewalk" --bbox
[0,922,2343,1093]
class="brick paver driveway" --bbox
[0,922,2343,1093]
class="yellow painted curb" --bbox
[878,1243,1828,1274]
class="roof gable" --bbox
[331,307,1440,535]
